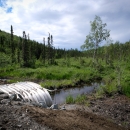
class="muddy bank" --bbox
[0,78,102,90]
[47,78,102,90]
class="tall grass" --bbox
[66,94,87,104]
[66,95,75,104]
[123,86,130,97]
[0,61,94,81]
[40,80,75,89]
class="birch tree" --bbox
[81,15,110,65]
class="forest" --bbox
[0,16,130,98]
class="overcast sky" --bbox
[0,0,130,49]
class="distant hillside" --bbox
[0,27,81,67]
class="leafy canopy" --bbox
[81,15,110,50]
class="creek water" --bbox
[51,82,103,104]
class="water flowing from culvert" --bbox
[51,82,103,104]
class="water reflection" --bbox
[51,82,102,104]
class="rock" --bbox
[38,101,47,108]
[0,94,9,99]
[9,94,17,101]
[17,94,23,101]
[0,91,5,95]
[50,104,58,110]
[1,99,10,104]
[60,105,66,110]
[0,127,6,130]
[31,102,42,107]
[17,124,22,128]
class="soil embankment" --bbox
[88,94,130,129]
[0,101,126,130]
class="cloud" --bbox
[0,0,130,49]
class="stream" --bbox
[51,82,103,104]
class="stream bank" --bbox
[59,93,130,129]
[0,79,129,129]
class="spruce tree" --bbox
[22,31,30,67]
[17,37,22,63]
[11,25,15,63]
[43,37,46,64]
[47,33,51,64]
[50,35,54,64]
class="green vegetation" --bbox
[66,95,87,104]
[81,15,110,65]
[0,16,130,97]
[66,95,75,104]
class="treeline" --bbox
[83,41,130,66]
[0,25,81,67]
[0,25,130,69]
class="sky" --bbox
[0,0,130,49]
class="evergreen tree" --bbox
[22,31,30,67]
[50,34,54,64]
[11,25,15,63]
[17,37,22,63]
[47,33,51,64]
[43,37,46,64]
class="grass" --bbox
[75,95,87,104]
[66,95,75,104]
[40,79,75,89]
[0,65,93,80]
[122,82,130,97]
[66,94,87,104]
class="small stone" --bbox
[0,127,6,130]
[22,114,25,117]
[38,101,47,108]
[1,99,10,104]
[26,109,28,113]
[17,125,22,128]
[9,94,17,101]
[50,104,58,110]
[0,91,5,94]
[0,94,9,99]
